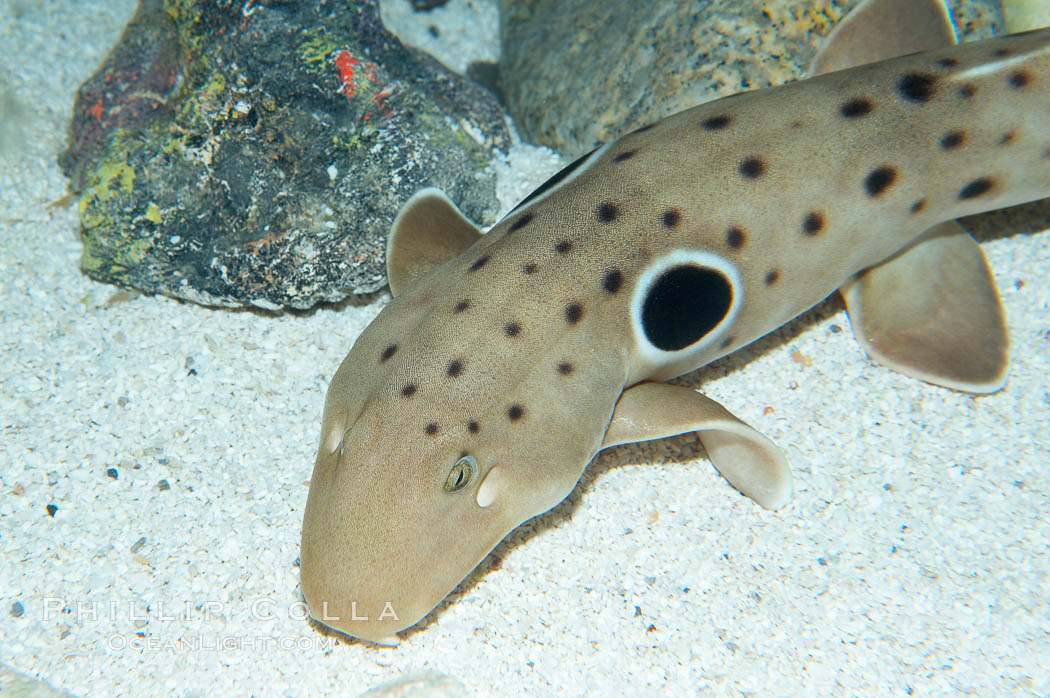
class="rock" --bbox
[500,0,1002,158]
[0,663,73,698]
[357,671,468,698]
[61,0,508,309]
[410,0,451,9]
[1002,0,1050,31]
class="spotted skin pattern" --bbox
[301,0,1050,645]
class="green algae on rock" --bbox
[60,0,508,309]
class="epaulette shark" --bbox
[300,0,1050,644]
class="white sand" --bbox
[2,1,1049,696]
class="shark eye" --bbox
[444,455,476,492]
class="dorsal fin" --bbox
[385,188,483,296]
[809,0,957,76]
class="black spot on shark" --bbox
[565,302,584,325]
[597,202,619,223]
[960,177,995,199]
[1009,70,1031,88]
[803,211,825,235]
[865,166,897,197]
[702,115,732,130]
[603,269,623,294]
[840,98,873,117]
[739,157,765,178]
[899,73,938,102]
[726,227,746,249]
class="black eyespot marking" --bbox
[603,269,624,294]
[911,198,927,214]
[446,359,464,378]
[508,212,533,232]
[840,98,873,118]
[380,344,398,362]
[565,302,584,325]
[555,240,573,254]
[662,209,681,228]
[1009,70,1031,88]
[702,115,732,130]
[764,269,779,286]
[726,227,746,249]
[507,404,524,422]
[467,420,480,434]
[938,57,959,67]
[865,166,897,197]
[505,321,521,337]
[424,422,439,436]
[641,265,732,351]
[597,202,619,223]
[999,131,1016,145]
[739,157,765,178]
[959,177,994,199]
[802,211,825,235]
[940,130,965,149]
[613,150,637,162]
[719,336,736,350]
[402,384,417,398]
[453,299,470,313]
[557,362,573,375]
[993,48,1011,58]
[469,255,489,272]
[523,263,537,275]
[899,72,937,102]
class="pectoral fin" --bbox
[841,221,1009,394]
[601,382,792,510]
[386,188,484,296]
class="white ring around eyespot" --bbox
[629,249,743,366]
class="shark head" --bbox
[299,190,625,643]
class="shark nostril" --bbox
[476,466,502,508]
[323,413,347,454]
